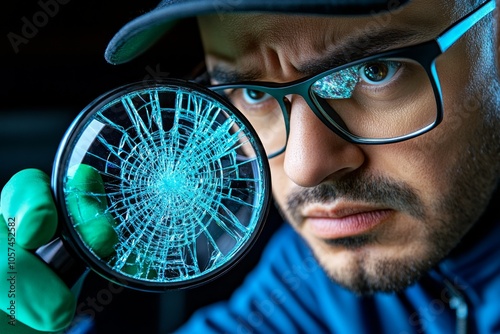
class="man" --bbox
[1,0,499,333]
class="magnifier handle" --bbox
[36,238,89,289]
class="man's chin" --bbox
[326,259,428,296]
[309,242,433,296]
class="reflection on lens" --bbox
[53,81,270,290]
[311,58,438,140]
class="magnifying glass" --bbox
[37,79,271,291]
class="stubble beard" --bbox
[284,95,500,296]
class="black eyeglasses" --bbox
[208,0,496,158]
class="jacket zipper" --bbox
[443,279,468,334]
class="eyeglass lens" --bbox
[217,57,437,156]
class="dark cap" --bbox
[105,0,410,65]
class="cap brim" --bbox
[105,0,410,65]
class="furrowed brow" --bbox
[209,28,426,84]
[209,66,261,84]
[299,28,427,75]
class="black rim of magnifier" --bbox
[52,79,271,291]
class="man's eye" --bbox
[242,89,272,104]
[359,61,401,84]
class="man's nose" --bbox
[283,96,365,187]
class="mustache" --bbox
[286,172,426,223]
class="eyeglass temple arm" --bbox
[437,0,496,53]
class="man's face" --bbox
[198,0,500,294]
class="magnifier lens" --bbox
[52,80,270,291]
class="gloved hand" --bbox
[0,167,118,333]
[64,164,118,259]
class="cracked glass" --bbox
[54,81,270,289]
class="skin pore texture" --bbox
[198,0,500,295]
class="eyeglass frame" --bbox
[207,0,496,158]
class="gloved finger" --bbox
[1,169,57,250]
[65,164,118,259]
[0,214,76,332]
[66,165,156,280]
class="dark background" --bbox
[1,1,282,332]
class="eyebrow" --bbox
[209,28,427,84]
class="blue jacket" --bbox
[177,206,500,333]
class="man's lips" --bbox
[301,203,394,239]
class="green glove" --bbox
[65,164,118,259]
[0,167,119,333]
[0,169,74,332]
[66,165,154,279]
